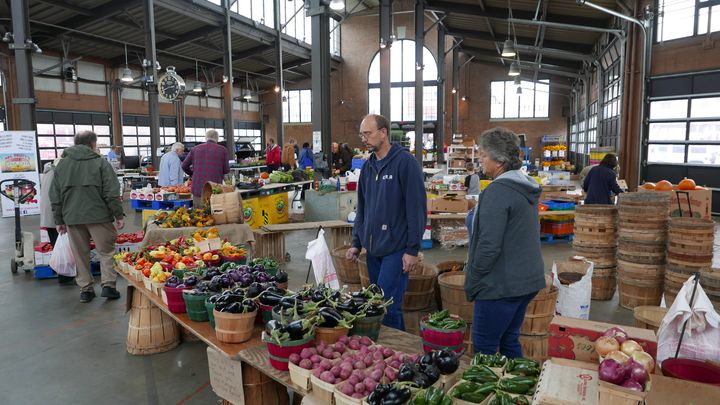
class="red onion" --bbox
[599,359,626,385]
[627,360,648,387]
[621,379,644,392]
[603,326,629,344]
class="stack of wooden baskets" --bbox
[437,270,474,352]
[403,262,439,311]
[330,246,362,292]
[572,205,618,300]
[616,192,671,309]
[519,274,557,363]
[664,218,715,307]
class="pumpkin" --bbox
[695,185,707,190]
[655,180,673,191]
[641,182,656,190]
[260,172,270,179]
[678,178,696,190]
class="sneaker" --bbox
[101,286,120,300]
[80,290,96,303]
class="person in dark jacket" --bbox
[331,142,352,176]
[465,127,546,357]
[582,153,623,204]
[298,142,314,169]
[346,114,427,331]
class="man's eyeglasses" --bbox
[359,128,380,140]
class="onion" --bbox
[603,326,629,344]
[621,379,644,392]
[605,350,630,364]
[595,336,620,357]
[598,359,626,385]
[631,350,656,373]
[626,360,648,388]
[620,340,643,357]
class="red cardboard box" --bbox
[548,316,657,362]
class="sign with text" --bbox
[0,131,40,217]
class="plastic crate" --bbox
[541,221,574,235]
[34,265,57,279]
[541,200,575,211]
[421,240,433,250]
[351,158,366,170]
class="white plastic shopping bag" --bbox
[49,233,76,277]
[305,229,340,289]
[657,275,720,365]
[552,258,593,319]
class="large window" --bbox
[0,106,5,132]
[657,0,720,42]
[234,122,263,153]
[367,40,438,122]
[490,80,549,119]
[37,110,111,161]
[599,60,621,149]
[647,97,720,165]
[185,118,225,143]
[122,115,177,157]
[282,90,312,123]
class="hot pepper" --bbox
[462,365,500,384]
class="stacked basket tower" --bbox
[518,275,557,363]
[616,192,671,309]
[572,205,619,300]
[664,218,719,309]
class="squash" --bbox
[678,178,696,190]
[695,185,707,190]
[640,182,656,190]
[655,180,673,191]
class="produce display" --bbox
[116,231,144,245]
[450,356,539,404]
[451,381,497,403]
[154,206,215,228]
[407,386,453,405]
[162,184,192,194]
[471,353,508,369]
[398,350,460,388]
[212,290,258,314]
[640,177,707,191]
[595,326,655,393]
[423,309,467,330]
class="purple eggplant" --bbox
[255,271,270,283]
[239,273,254,287]
[228,270,243,282]
[184,275,199,287]
[164,275,181,288]
[272,269,288,283]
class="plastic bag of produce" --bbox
[305,229,340,289]
[49,233,76,277]
[657,275,720,364]
[552,258,593,319]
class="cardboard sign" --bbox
[207,347,245,404]
[638,188,712,219]
[533,358,598,405]
[548,316,657,362]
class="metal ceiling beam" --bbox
[256,58,311,77]
[475,0,504,62]
[426,0,610,28]
[470,56,576,88]
[35,0,93,16]
[511,43,592,62]
[54,0,143,31]
[507,18,623,35]
[464,52,580,79]
[462,46,582,70]
[156,25,220,50]
[448,27,593,53]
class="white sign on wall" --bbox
[0,131,41,217]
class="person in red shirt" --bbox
[266,138,281,171]
[181,130,230,206]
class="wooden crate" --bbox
[252,229,286,263]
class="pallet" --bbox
[541,233,574,244]
[131,199,192,212]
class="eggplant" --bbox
[397,363,416,382]
[247,282,264,298]
[419,352,436,367]
[207,294,222,304]
[285,319,312,340]
[278,295,303,310]
[223,302,242,313]
[255,271,270,283]
[412,372,431,388]
[367,384,392,405]
[435,349,461,375]
[364,304,385,317]
[381,386,411,405]
[258,291,284,307]
[265,320,284,335]
[334,301,357,313]
[367,284,384,296]
[420,363,440,385]
[164,275,181,288]
[317,307,344,328]
[242,299,258,313]
[272,269,288,283]
[184,275,198,287]
[204,268,221,280]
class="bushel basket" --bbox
[420,314,466,353]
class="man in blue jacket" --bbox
[346,114,427,330]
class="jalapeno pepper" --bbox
[462,364,500,384]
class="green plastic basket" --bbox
[205,300,217,329]
[183,292,210,322]
[349,314,385,341]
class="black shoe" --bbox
[80,290,96,303]
[101,286,121,300]
[58,275,75,285]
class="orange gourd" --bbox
[641,182,656,190]
[695,185,707,190]
[655,180,673,191]
[260,172,270,179]
[678,178,696,190]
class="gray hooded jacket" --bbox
[464,170,546,301]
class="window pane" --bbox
[519,81,534,118]
[38,137,55,148]
[289,91,300,122]
[690,97,720,118]
[390,43,402,82]
[368,55,380,84]
[164,127,176,136]
[123,125,137,135]
[37,124,54,135]
[39,149,57,160]
[368,89,380,115]
[535,82,549,117]
[75,124,92,133]
[402,87,415,122]
[649,122,687,141]
[689,121,720,141]
[422,48,437,81]
[423,86,437,121]
[402,42,415,82]
[658,0,695,41]
[300,90,312,122]
[647,144,686,163]
[93,125,110,135]
[125,137,138,146]
[137,126,150,136]
[688,144,720,164]
[282,93,289,122]
[391,88,402,122]
[649,99,688,119]
[56,136,74,147]
[504,81,519,118]
[491,82,505,119]
[55,124,74,135]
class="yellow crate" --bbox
[242,197,262,229]
[142,209,161,228]
[259,192,289,225]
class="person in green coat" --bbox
[50,131,125,303]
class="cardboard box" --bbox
[639,188,712,219]
[428,195,469,213]
[450,158,466,168]
[534,358,599,405]
[155,192,177,201]
[34,251,52,265]
[548,316,657,362]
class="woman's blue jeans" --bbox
[472,292,538,358]
[365,250,409,331]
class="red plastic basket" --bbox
[420,314,467,353]
[164,286,186,313]
[661,358,720,385]
[255,302,274,325]
[263,334,315,371]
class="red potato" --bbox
[319,359,332,371]
[348,374,360,386]
[360,336,373,346]
[330,366,342,377]
[352,393,365,399]
[320,371,335,383]
[354,382,365,393]
[339,368,352,380]
[364,356,374,366]
[338,335,349,344]
[349,340,361,350]
[389,360,400,369]
[334,341,347,353]
[382,347,393,358]
[312,368,323,378]
[289,353,301,365]
[369,369,383,381]
[359,345,370,354]
[385,368,397,380]
[299,359,313,370]
[354,360,367,370]
[363,377,376,392]
[372,351,384,361]
[322,348,335,358]
[332,352,341,359]
[310,354,321,364]
[339,382,354,396]
[308,348,318,356]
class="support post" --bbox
[144,0,161,169]
[309,0,333,172]
[436,24,446,165]
[379,0,392,119]
[451,45,459,137]
[274,0,284,147]
[414,0,424,163]
[9,0,37,134]
[223,0,235,160]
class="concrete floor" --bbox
[0,202,638,404]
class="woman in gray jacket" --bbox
[464,128,546,358]
[40,160,73,284]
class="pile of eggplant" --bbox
[366,382,414,405]
[397,350,461,389]
[210,289,258,314]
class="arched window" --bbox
[368,40,438,122]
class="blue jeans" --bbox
[472,292,538,358]
[365,250,409,331]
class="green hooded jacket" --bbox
[50,145,124,226]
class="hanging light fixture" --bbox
[121,44,134,82]
[501,39,516,58]
[243,72,253,100]
[274,85,281,93]
[192,60,203,93]
[513,76,521,86]
[508,61,520,77]
[451,88,457,94]
[516,86,523,95]
[461,95,467,101]
[329,0,345,11]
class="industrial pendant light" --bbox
[121,44,134,82]
[243,72,253,100]
[501,39,516,58]
[193,60,203,93]
[513,76,521,86]
[508,61,520,76]
[329,0,345,11]
[516,86,522,95]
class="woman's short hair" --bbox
[600,153,618,169]
[476,127,522,171]
[302,142,310,148]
